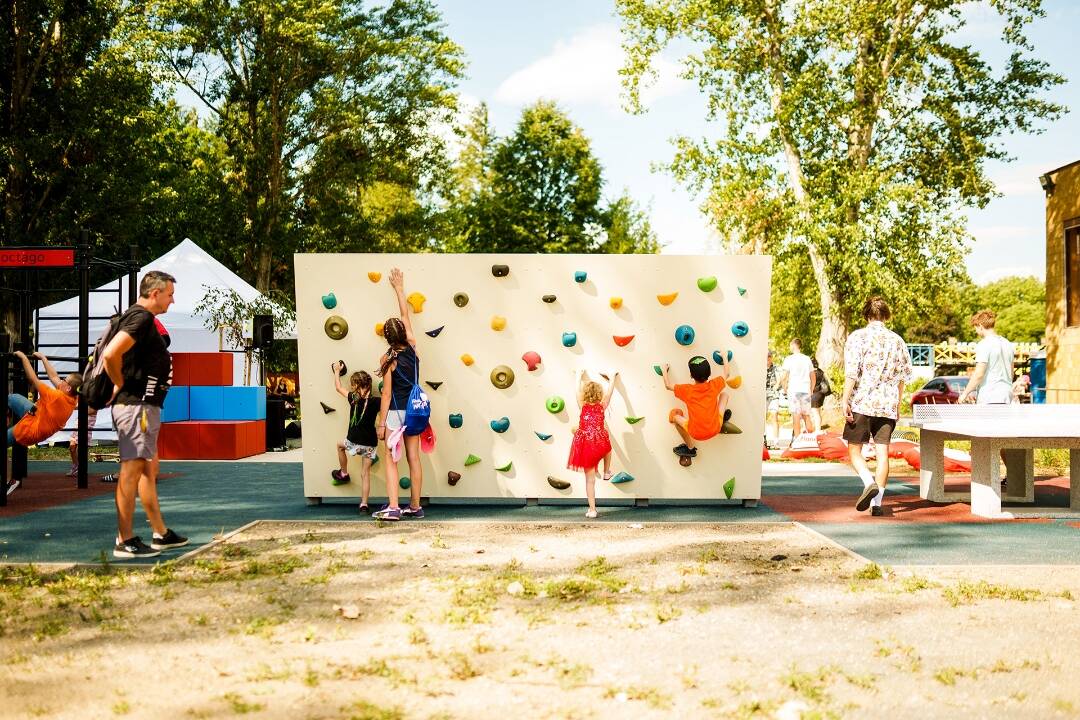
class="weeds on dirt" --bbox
[604,685,673,710]
[222,693,263,714]
[341,701,405,720]
[447,651,480,680]
[942,580,1045,606]
[853,563,883,580]
[874,639,922,672]
[782,665,836,704]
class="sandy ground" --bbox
[2,521,1080,720]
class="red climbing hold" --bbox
[522,351,541,371]
[613,335,635,347]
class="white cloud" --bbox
[494,24,689,111]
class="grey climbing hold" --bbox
[426,381,443,391]
[426,325,445,338]
[675,324,695,346]
[320,402,336,414]
[731,321,749,337]
[448,413,463,428]
[492,264,510,277]
[542,295,557,303]
[562,332,577,348]
[453,292,469,307]
[535,431,552,441]
[490,417,510,433]
[322,292,337,309]
[547,476,571,490]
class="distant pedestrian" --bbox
[764,351,781,448]
[809,357,832,432]
[957,310,1015,406]
[842,297,912,516]
[781,339,815,441]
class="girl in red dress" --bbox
[567,369,618,518]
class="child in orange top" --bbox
[663,356,729,458]
[7,351,81,494]
[567,369,618,519]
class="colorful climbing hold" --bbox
[426,325,444,338]
[675,324,696,346]
[613,335,635,347]
[324,316,348,340]
[562,332,577,348]
[490,365,515,389]
[723,477,736,499]
[322,292,337,309]
[406,292,426,313]
[545,396,565,414]
[425,381,443,391]
[697,276,718,292]
[625,416,645,425]
[490,417,510,433]
[542,295,557,304]
[535,431,552,441]
[447,470,461,486]
[712,350,724,366]
[653,365,663,376]
[609,297,623,309]
[491,264,510,277]
[368,272,381,283]
[574,270,587,283]
[448,413,463,428]
[453,292,469,307]
[491,315,507,331]
[464,454,481,466]
[731,321,749,337]
[737,287,747,296]
[657,292,678,306]
[547,476,571,490]
[522,351,542,371]
[495,460,513,472]
[461,354,474,366]
[727,375,743,389]
[320,402,335,414]
[399,476,411,490]
[374,322,384,337]
[610,471,634,484]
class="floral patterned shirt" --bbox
[843,321,912,420]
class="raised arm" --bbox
[388,268,416,348]
[661,363,675,392]
[12,351,44,391]
[332,361,348,399]
[576,369,588,406]
[601,371,619,408]
[32,351,63,387]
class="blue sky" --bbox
[434,0,1080,284]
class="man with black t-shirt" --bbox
[102,270,188,558]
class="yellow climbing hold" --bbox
[406,292,426,313]
[368,271,382,283]
[657,292,678,306]
[375,323,384,337]
[461,354,475,366]
[727,375,743,389]
[491,315,507,331]
[609,297,623,309]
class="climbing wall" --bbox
[295,254,772,502]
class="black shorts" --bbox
[842,413,896,445]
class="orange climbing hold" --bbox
[613,335,635,347]
[491,315,507,331]
[461,354,475,366]
[727,375,743,389]
[610,297,623,309]
[375,323,384,337]
[406,292,426,313]
[368,271,382,283]
[657,292,678,306]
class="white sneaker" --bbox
[585,509,598,519]
[65,464,78,477]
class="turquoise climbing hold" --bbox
[399,476,411,490]
[610,471,634,484]
[737,287,747,296]
[562,332,577,348]
[723,477,736,499]
[675,325,696,346]
[697,276,717,292]
[713,350,724,366]
[535,431,552,441]
[490,417,510,433]
[545,396,565,414]
[728,350,733,362]
[449,413,463,429]
[653,365,663,376]
[321,292,337,309]
[574,270,587,283]
[731,321,749,337]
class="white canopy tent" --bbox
[33,238,294,443]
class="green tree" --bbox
[974,275,1045,343]
[617,0,1064,368]
[152,0,464,292]
[598,192,660,254]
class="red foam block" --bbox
[172,352,232,386]
[158,421,202,460]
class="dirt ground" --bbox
[2,522,1080,720]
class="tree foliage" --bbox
[617,0,1063,367]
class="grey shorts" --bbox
[384,409,405,431]
[342,439,377,459]
[112,403,161,461]
[791,392,811,414]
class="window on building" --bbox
[1068,221,1080,327]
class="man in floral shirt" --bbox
[842,297,912,516]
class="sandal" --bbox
[603,471,614,481]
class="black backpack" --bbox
[816,371,833,397]
[81,314,122,410]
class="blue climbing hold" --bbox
[675,325,695,346]
[449,413,463,429]
[562,332,577,348]
[712,350,724,366]
[731,321,749,338]
[609,471,634,484]
[321,292,337,309]
[490,417,510,433]
[535,431,552,441]
[728,350,734,362]
[574,270,587,283]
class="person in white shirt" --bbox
[957,310,1015,406]
[781,339,816,442]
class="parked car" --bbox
[911,376,970,405]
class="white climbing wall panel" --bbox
[295,254,772,502]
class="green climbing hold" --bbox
[697,276,718,292]
[399,476,411,490]
[610,471,634,484]
[723,477,736,499]
[464,454,481,466]
[495,460,513,472]
[535,431,552,441]
[545,396,565,414]
[731,321,749,337]
[490,417,510,433]
[324,315,348,340]
[448,413,463,428]
[625,416,645,425]
[653,365,663,376]
[547,476,571,490]
[322,292,337,309]
[675,324,695,346]
[737,287,747,296]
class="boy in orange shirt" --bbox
[6,351,82,494]
[663,356,730,458]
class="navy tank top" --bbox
[390,345,418,409]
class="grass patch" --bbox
[341,701,405,720]
[575,557,627,592]
[853,563,883,581]
[782,666,835,703]
[447,652,480,680]
[942,580,1044,607]
[222,693,263,714]
[604,685,672,710]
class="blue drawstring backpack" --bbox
[393,356,430,436]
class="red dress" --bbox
[567,403,612,471]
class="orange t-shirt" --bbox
[13,385,77,446]
[674,377,727,440]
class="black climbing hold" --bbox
[453,292,469,307]
[426,381,443,391]
[448,471,461,486]
[426,326,445,338]
[334,360,348,377]
[320,402,336,414]
[492,264,510,277]
[542,295,557,303]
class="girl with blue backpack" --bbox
[373,268,429,521]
